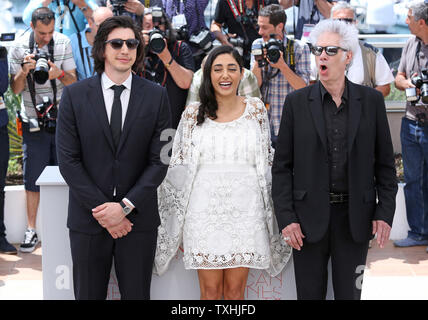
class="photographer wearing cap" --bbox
[23,0,99,37]
[251,4,310,147]
[9,7,77,253]
[141,7,194,129]
[393,0,428,250]
[211,0,279,68]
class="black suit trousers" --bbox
[293,203,370,300]
[69,228,158,300]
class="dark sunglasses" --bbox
[35,12,55,20]
[105,38,140,50]
[336,18,354,24]
[310,45,348,56]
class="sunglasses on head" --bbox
[35,12,55,20]
[310,45,348,56]
[336,18,354,24]
[105,38,140,50]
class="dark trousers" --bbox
[293,203,370,300]
[0,125,9,238]
[69,228,158,300]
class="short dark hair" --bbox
[92,16,144,75]
[31,7,55,27]
[259,4,287,28]
[197,45,243,125]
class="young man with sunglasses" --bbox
[272,19,397,299]
[330,1,394,97]
[9,7,77,253]
[56,15,171,299]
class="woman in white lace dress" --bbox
[154,45,291,299]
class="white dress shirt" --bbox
[101,72,132,129]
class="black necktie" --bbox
[110,85,125,150]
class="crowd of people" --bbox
[0,0,426,300]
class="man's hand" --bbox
[372,220,391,249]
[157,40,172,64]
[125,0,145,16]
[107,217,133,239]
[71,0,88,7]
[281,223,305,250]
[48,61,63,80]
[92,202,126,228]
[22,54,36,76]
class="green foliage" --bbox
[7,158,21,176]
[385,82,406,102]
[3,86,23,161]
[3,86,21,121]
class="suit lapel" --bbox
[347,81,362,155]
[87,75,115,154]
[309,82,328,152]
[116,74,145,154]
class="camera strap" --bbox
[27,32,58,112]
[284,38,295,72]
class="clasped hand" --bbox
[92,202,133,239]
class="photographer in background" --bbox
[251,4,310,147]
[0,42,17,255]
[104,0,145,26]
[141,7,194,129]
[211,0,279,68]
[9,7,76,253]
[393,0,428,251]
[23,0,99,37]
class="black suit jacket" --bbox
[56,74,171,234]
[272,80,397,244]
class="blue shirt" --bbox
[70,28,94,81]
[23,0,99,37]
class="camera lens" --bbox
[34,57,50,84]
[421,83,428,104]
[149,31,165,54]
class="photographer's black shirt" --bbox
[143,41,195,129]
[214,0,278,67]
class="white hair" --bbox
[331,1,356,19]
[408,0,428,25]
[309,19,359,56]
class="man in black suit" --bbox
[56,16,171,300]
[272,19,397,300]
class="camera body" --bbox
[33,51,52,84]
[148,28,167,54]
[189,29,213,52]
[30,96,57,133]
[237,7,258,29]
[406,69,428,105]
[175,25,189,42]
[111,0,127,16]
[252,34,283,68]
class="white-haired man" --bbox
[272,19,397,300]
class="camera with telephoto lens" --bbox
[35,96,57,133]
[410,69,428,105]
[33,51,52,84]
[148,28,167,54]
[111,0,127,16]
[189,29,213,52]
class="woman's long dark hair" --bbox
[197,45,243,125]
[92,16,144,75]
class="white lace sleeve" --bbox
[246,97,292,276]
[154,103,199,276]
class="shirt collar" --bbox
[101,72,132,91]
[320,78,349,104]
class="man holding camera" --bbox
[23,0,99,37]
[394,0,428,250]
[251,4,310,147]
[211,0,279,68]
[141,7,194,129]
[9,7,77,253]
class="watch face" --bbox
[123,207,132,215]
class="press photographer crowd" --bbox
[0,0,427,301]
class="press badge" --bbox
[172,14,187,29]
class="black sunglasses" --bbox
[336,18,354,24]
[105,38,140,50]
[35,12,55,20]
[310,45,348,56]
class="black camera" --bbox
[237,7,258,28]
[35,96,57,133]
[189,29,213,52]
[175,25,189,42]
[151,6,164,25]
[411,69,428,105]
[265,34,283,64]
[111,0,127,16]
[148,28,167,54]
[33,52,52,84]
[251,38,266,68]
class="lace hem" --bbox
[183,252,270,270]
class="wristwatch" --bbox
[119,200,132,216]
